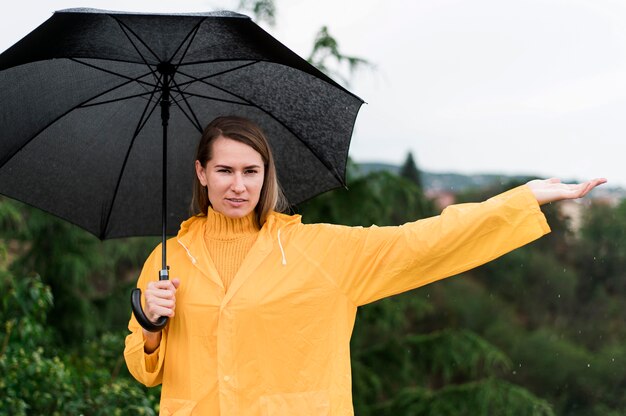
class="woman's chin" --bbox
[214,204,253,219]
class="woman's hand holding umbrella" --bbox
[142,278,180,353]
[527,178,607,205]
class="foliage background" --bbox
[2,158,625,415]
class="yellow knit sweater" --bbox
[203,207,259,291]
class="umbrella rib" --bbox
[172,90,252,106]
[165,18,206,134]
[173,63,261,106]
[70,58,158,92]
[100,86,162,238]
[169,99,202,134]
[175,61,259,89]
[110,15,161,64]
[110,16,163,95]
[169,80,204,133]
[177,58,364,104]
[133,85,162,140]
[0,72,158,170]
[78,91,158,108]
[169,18,205,66]
[168,61,260,113]
[166,62,264,133]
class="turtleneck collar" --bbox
[205,207,259,241]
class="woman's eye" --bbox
[245,169,258,175]
[217,168,231,173]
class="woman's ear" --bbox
[195,160,208,187]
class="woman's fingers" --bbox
[577,182,593,198]
[148,305,176,319]
[144,278,180,322]
[150,296,176,309]
[570,178,606,199]
[149,279,178,292]
[588,178,608,192]
[527,178,607,205]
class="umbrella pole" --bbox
[160,68,171,282]
[130,63,176,332]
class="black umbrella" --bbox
[0,8,363,331]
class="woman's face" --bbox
[195,136,265,218]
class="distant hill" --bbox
[356,162,625,201]
[356,162,534,192]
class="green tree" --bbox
[573,199,626,298]
[0,243,159,416]
[237,0,276,26]
[2,200,156,345]
[400,151,423,190]
[298,159,434,226]
[307,26,373,86]
[239,0,371,86]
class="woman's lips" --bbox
[226,198,247,207]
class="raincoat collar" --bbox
[175,211,302,306]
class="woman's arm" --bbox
[318,178,606,306]
[124,246,171,387]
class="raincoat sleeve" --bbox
[123,245,168,387]
[312,185,550,306]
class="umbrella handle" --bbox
[130,268,169,332]
[131,288,168,332]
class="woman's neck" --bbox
[205,207,259,241]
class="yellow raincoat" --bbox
[124,185,550,415]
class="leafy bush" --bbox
[0,252,158,416]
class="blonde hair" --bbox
[191,116,288,226]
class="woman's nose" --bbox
[231,174,245,193]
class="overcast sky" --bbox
[1,0,623,187]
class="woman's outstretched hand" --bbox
[526,178,607,205]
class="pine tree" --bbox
[399,151,423,190]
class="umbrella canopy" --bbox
[0,8,364,331]
[0,8,363,240]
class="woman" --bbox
[124,116,605,415]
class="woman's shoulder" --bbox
[143,215,207,258]
[268,213,370,243]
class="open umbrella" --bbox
[0,8,363,331]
